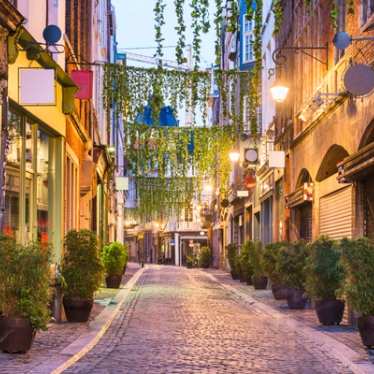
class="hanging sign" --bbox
[71,70,93,100]
[19,68,55,105]
[237,190,249,198]
[116,177,129,191]
[269,151,285,168]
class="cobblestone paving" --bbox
[0,263,140,374]
[64,266,353,374]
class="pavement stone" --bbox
[0,263,140,374]
[63,265,354,374]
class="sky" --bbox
[112,0,217,68]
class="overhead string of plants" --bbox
[103,0,263,222]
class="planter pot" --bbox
[271,284,290,300]
[358,316,374,349]
[105,275,122,289]
[246,277,253,286]
[230,271,239,280]
[239,272,247,283]
[252,276,268,290]
[0,317,35,353]
[315,299,345,326]
[63,297,93,323]
[287,288,307,309]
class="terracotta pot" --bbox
[271,284,290,300]
[0,317,35,353]
[358,315,374,349]
[252,276,268,290]
[63,297,93,323]
[105,275,122,289]
[287,288,307,309]
[315,299,345,326]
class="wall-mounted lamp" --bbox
[270,81,289,103]
[229,150,240,163]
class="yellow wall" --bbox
[8,50,66,137]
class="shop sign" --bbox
[237,190,249,197]
[19,68,55,105]
[269,151,285,168]
[71,70,93,100]
[116,176,129,191]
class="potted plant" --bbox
[62,230,103,322]
[248,241,268,290]
[199,246,212,268]
[263,242,289,299]
[101,242,128,289]
[227,244,239,279]
[0,237,51,353]
[277,241,309,309]
[340,237,374,348]
[238,242,253,285]
[305,237,345,325]
[186,255,194,268]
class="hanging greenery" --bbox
[154,0,166,62]
[246,0,263,135]
[227,0,239,33]
[214,0,223,66]
[174,0,187,65]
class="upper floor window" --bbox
[243,16,254,63]
[361,0,374,26]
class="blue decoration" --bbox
[135,105,178,127]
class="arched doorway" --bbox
[296,169,313,241]
[316,145,351,240]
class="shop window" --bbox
[65,154,79,232]
[3,107,57,246]
[361,0,374,27]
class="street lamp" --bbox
[270,81,289,103]
[229,150,240,162]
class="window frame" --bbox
[242,15,254,64]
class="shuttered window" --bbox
[319,186,352,240]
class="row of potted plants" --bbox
[186,246,212,269]
[0,230,129,354]
[227,237,374,350]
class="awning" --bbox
[337,142,374,182]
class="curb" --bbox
[30,266,146,374]
[204,271,374,374]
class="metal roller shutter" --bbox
[319,186,352,240]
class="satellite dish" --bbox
[333,32,352,50]
[43,25,62,44]
[344,64,374,96]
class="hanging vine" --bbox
[227,0,239,33]
[174,0,187,65]
[154,0,166,63]
[214,0,223,65]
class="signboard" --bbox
[71,70,93,100]
[237,190,249,197]
[269,151,285,168]
[116,176,129,191]
[19,68,55,105]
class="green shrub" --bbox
[238,241,254,282]
[305,237,344,300]
[101,242,128,276]
[199,246,212,268]
[263,242,287,283]
[340,237,374,316]
[276,241,309,289]
[62,230,103,299]
[248,241,265,277]
[227,244,239,277]
[0,236,51,330]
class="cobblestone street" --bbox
[64,266,353,374]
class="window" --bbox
[65,149,79,232]
[242,16,253,63]
[361,0,374,26]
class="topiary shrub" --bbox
[276,241,309,290]
[340,237,374,316]
[199,246,212,268]
[227,244,239,279]
[238,241,254,284]
[263,242,287,283]
[101,242,128,277]
[247,241,265,277]
[62,230,103,299]
[0,236,51,330]
[305,236,344,300]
